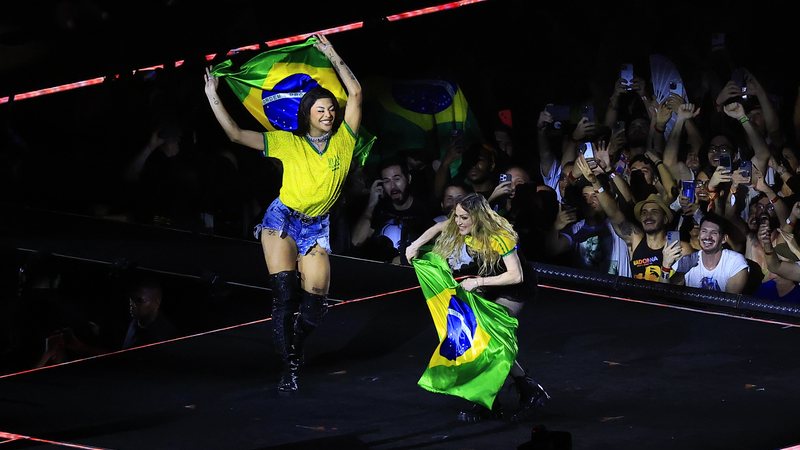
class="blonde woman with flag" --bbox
[203,33,361,394]
[405,193,549,422]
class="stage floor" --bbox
[3,280,800,450]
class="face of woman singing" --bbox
[308,98,336,135]
[454,204,474,236]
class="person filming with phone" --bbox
[660,213,749,294]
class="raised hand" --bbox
[204,66,219,96]
[313,33,335,58]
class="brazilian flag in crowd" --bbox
[363,77,483,171]
[210,37,375,165]
[412,252,518,409]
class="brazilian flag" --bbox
[363,77,482,172]
[412,252,518,409]
[210,37,375,165]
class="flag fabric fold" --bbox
[363,77,482,172]
[412,252,518,409]
[211,38,374,165]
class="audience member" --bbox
[661,213,749,294]
[122,275,179,349]
[351,159,437,264]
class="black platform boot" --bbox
[268,271,300,393]
[512,373,550,413]
[283,291,328,393]
[457,400,503,423]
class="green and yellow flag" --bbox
[412,252,518,409]
[211,38,375,165]
[362,77,482,171]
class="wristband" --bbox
[609,172,617,179]
[739,116,750,124]
[787,218,795,226]
[596,186,605,194]
[770,195,780,204]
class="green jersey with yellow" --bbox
[264,123,356,217]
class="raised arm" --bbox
[314,34,362,134]
[745,69,783,148]
[405,221,448,261]
[663,103,700,178]
[204,67,264,151]
[723,102,769,173]
[576,155,641,248]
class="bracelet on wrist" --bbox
[739,116,750,124]
[770,195,780,204]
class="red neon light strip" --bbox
[264,21,363,47]
[2,1,478,103]
[226,43,261,55]
[0,431,108,450]
[137,64,164,72]
[12,77,105,101]
[385,0,487,21]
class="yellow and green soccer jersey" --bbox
[464,233,517,257]
[264,123,356,217]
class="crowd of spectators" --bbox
[3,5,800,370]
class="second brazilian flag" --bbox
[412,252,518,409]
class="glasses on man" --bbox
[708,145,732,155]
[753,203,775,213]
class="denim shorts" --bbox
[254,197,331,255]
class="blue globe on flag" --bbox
[262,73,319,131]
[391,80,457,115]
[439,295,478,360]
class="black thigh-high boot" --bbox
[288,291,328,389]
[268,271,300,393]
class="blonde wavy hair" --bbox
[433,193,518,276]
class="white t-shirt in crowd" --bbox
[678,249,748,292]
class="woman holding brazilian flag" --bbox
[405,193,549,422]
[204,33,366,394]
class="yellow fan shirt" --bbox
[264,123,355,217]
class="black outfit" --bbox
[362,198,437,263]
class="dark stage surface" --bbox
[3,276,800,449]
[2,210,800,449]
